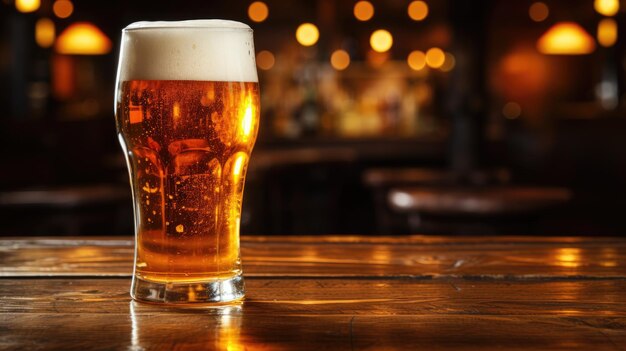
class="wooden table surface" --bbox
[1,235,625,350]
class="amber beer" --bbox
[115,20,259,303]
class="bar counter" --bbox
[2,235,625,350]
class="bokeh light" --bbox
[425,47,445,68]
[35,18,55,48]
[330,50,350,70]
[55,22,112,55]
[248,1,269,23]
[408,1,429,21]
[407,50,426,71]
[537,22,595,55]
[502,102,522,119]
[15,0,40,13]
[555,248,582,268]
[370,29,393,53]
[598,18,618,47]
[354,1,374,21]
[256,50,275,70]
[594,0,619,16]
[440,52,456,72]
[296,23,319,47]
[529,2,549,22]
[53,0,74,19]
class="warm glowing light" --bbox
[217,308,245,351]
[372,246,391,263]
[529,2,549,22]
[495,47,550,101]
[172,102,181,119]
[295,23,319,47]
[237,94,256,143]
[555,248,582,268]
[367,50,389,67]
[594,0,619,16]
[53,0,74,19]
[241,98,254,139]
[370,29,393,53]
[55,22,112,55]
[407,50,426,71]
[256,50,275,70]
[129,105,143,124]
[52,55,75,99]
[537,22,595,55]
[248,1,269,23]
[425,47,445,68]
[502,102,522,119]
[232,153,246,177]
[301,246,320,261]
[408,1,429,21]
[600,261,618,267]
[330,49,350,70]
[354,1,374,21]
[35,18,55,48]
[172,102,181,127]
[600,248,618,267]
[598,18,618,47]
[440,52,456,72]
[15,0,40,13]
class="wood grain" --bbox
[1,236,625,350]
[1,237,625,278]
[2,278,625,350]
[2,279,626,316]
[3,313,624,351]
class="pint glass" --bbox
[115,20,259,303]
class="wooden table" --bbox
[1,236,625,350]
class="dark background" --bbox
[1,0,626,236]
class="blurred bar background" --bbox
[1,0,625,236]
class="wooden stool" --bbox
[388,186,572,234]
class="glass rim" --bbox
[122,20,253,33]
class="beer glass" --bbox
[115,20,259,303]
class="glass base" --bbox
[131,274,245,304]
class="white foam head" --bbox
[117,20,258,83]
